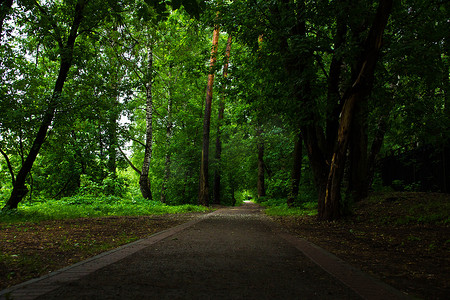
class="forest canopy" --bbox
[0,0,448,220]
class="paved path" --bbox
[0,202,410,300]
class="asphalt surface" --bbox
[0,202,410,300]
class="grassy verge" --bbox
[0,196,209,223]
[258,198,318,217]
[0,195,210,290]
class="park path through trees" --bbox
[0,202,410,299]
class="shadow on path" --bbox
[0,202,410,300]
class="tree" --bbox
[213,34,232,205]
[198,21,220,206]
[3,0,89,210]
[139,31,155,200]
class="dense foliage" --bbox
[0,0,448,219]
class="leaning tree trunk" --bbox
[198,24,220,206]
[0,148,15,185]
[320,0,393,221]
[213,35,232,205]
[3,0,86,210]
[139,44,154,200]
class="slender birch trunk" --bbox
[139,42,154,200]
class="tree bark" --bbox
[118,146,141,175]
[139,43,154,200]
[0,147,15,185]
[198,23,220,206]
[320,0,393,221]
[257,128,266,198]
[213,35,232,205]
[3,0,86,210]
[160,88,173,204]
[106,27,120,179]
[347,99,369,201]
[287,132,302,206]
[367,113,389,190]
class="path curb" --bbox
[0,211,220,300]
[266,219,414,300]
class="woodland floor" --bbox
[271,192,450,299]
[0,192,449,299]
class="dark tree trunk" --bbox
[367,113,389,190]
[0,147,15,185]
[160,88,173,204]
[106,27,120,179]
[257,129,266,198]
[302,125,329,215]
[287,132,302,206]
[213,35,232,205]
[326,15,347,156]
[347,99,369,201]
[107,111,118,177]
[320,0,393,221]
[3,0,86,210]
[198,24,220,206]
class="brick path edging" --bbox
[0,212,216,300]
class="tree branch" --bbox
[118,146,141,175]
[0,147,15,185]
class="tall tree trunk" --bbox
[347,99,369,201]
[325,13,347,156]
[106,27,120,179]
[3,0,86,210]
[257,128,266,198]
[107,112,118,177]
[139,44,154,200]
[160,88,173,204]
[320,0,393,221]
[287,132,302,206]
[367,113,389,190]
[213,35,232,205]
[198,23,220,206]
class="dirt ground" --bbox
[0,193,449,299]
[271,193,450,299]
[0,214,199,290]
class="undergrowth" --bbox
[0,196,209,223]
[258,198,318,217]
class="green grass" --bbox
[258,198,318,217]
[0,195,209,223]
